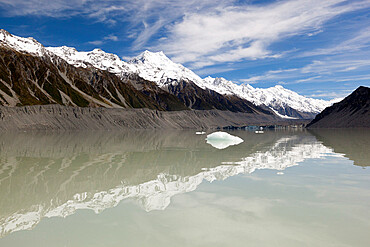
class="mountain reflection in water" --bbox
[0,129,368,238]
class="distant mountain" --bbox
[0,29,277,117]
[46,35,336,118]
[307,86,370,128]
[203,77,339,119]
[0,29,337,118]
[0,45,175,109]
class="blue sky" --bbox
[0,0,370,99]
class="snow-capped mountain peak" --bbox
[0,29,337,118]
[130,50,169,64]
[0,29,47,57]
[46,45,134,74]
[201,76,333,117]
[128,50,205,88]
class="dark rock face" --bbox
[307,86,370,128]
[0,46,276,118]
[0,47,175,109]
[164,79,274,114]
[274,103,316,119]
[119,73,189,111]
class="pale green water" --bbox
[0,129,369,247]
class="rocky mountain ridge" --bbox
[307,86,370,128]
[0,29,338,118]
[0,29,274,117]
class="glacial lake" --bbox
[0,129,369,247]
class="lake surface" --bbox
[0,129,369,247]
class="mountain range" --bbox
[0,29,339,119]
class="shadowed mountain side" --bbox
[0,46,275,115]
[120,73,189,111]
[309,129,370,167]
[307,86,370,128]
[0,47,172,109]
[0,105,283,130]
[164,80,274,114]
[275,104,317,119]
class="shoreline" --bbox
[0,105,308,131]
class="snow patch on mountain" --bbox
[0,29,47,56]
[127,50,206,88]
[0,29,337,116]
[46,46,135,74]
[203,77,334,114]
[45,47,205,88]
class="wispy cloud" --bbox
[104,34,118,42]
[1,0,370,72]
[241,69,299,84]
[300,27,370,57]
[87,40,103,46]
[308,91,350,98]
[157,0,370,67]
[87,34,119,46]
[240,53,370,87]
[0,0,232,48]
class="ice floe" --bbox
[205,131,244,149]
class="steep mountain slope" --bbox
[307,86,370,128]
[126,51,337,118]
[164,80,273,114]
[203,77,339,119]
[127,52,338,118]
[0,29,336,118]
[46,40,335,118]
[1,30,276,115]
[49,46,268,113]
[0,29,190,110]
[0,46,179,109]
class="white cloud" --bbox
[87,40,103,46]
[132,19,165,50]
[157,0,369,67]
[295,76,322,83]
[240,68,299,84]
[300,27,370,57]
[87,34,119,46]
[239,53,370,87]
[1,0,370,70]
[301,58,370,74]
[308,91,351,98]
[0,0,233,51]
[104,35,118,41]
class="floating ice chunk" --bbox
[196,131,206,135]
[206,131,244,149]
[277,172,284,175]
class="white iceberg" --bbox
[196,131,206,135]
[205,131,244,149]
